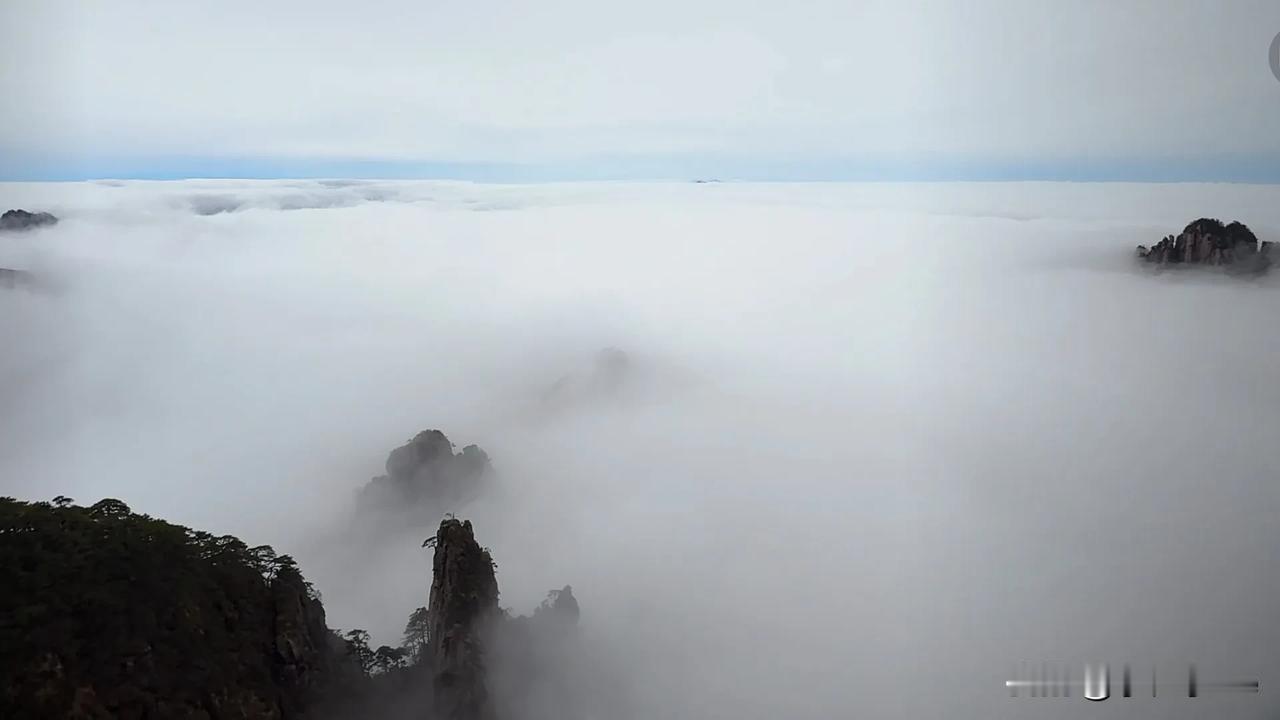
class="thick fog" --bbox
[2,180,1279,719]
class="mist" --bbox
[2,179,1279,719]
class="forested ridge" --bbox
[0,492,583,720]
[0,496,346,719]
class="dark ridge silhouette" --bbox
[0,209,58,231]
[0,496,356,719]
[1136,218,1272,273]
[1,498,585,719]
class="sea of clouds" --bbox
[2,179,1279,719]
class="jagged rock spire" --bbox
[427,518,499,720]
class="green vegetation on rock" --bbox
[0,496,344,720]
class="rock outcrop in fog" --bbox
[540,347,634,414]
[1,210,56,291]
[357,431,491,520]
[0,209,58,231]
[486,586,585,720]
[1136,218,1272,273]
[424,518,588,720]
[426,518,500,720]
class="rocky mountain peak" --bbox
[427,518,500,720]
[1136,217,1272,273]
[0,209,58,231]
[357,430,491,518]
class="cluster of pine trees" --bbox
[0,496,341,718]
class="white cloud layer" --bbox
[2,180,1280,718]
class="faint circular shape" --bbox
[1271,32,1280,83]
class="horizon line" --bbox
[5,177,1280,186]
[5,153,1280,185]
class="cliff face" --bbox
[422,519,589,720]
[1136,218,1272,273]
[358,431,491,519]
[0,497,342,720]
[427,519,499,720]
[271,567,349,717]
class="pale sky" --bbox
[3,0,1279,180]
